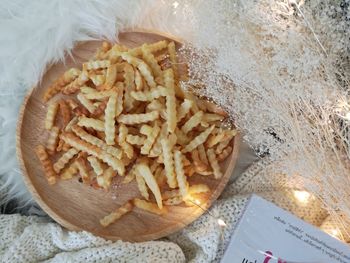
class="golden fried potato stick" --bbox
[66,99,79,111]
[97,167,115,190]
[77,117,105,132]
[177,99,193,122]
[141,44,163,78]
[117,111,159,125]
[154,167,167,188]
[60,163,78,180]
[87,156,104,176]
[182,125,215,153]
[174,150,188,199]
[71,125,122,159]
[141,123,160,155]
[161,137,177,188]
[95,41,112,60]
[181,111,204,134]
[174,128,191,146]
[58,100,71,127]
[149,123,167,157]
[163,69,177,133]
[163,196,183,206]
[167,42,178,80]
[207,148,223,179]
[202,113,225,123]
[84,89,116,100]
[60,133,125,175]
[122,167,136,184]
[184,91,200,114]
[217,146,233,161]
[76,157,91,184]
[104,93,117,145]
[128,40,168,57]
[83,60,111,70]
[100,201,133,227]
[46,126,60,154]
[121,53,157,89]
[134,69,143,91]
[53,147,79,173]
[197,99,228,117]
[198,144,209,165]
[45,102,59,130]
[136,163,163,209]
[77,93,96,114]
[130,86,168,101]
[118,124,134,159]
[43,68,81,102]
[80,86,96,94]
[62,70,89,94]
[35,145,57,184]
[71,125,121,159]
[146,100,164,114]
[133,198,168,215]
[184,166,195,177]
[126,134,145,146]
[104,64,117,89]
[191,149,208,172]
[123,63,136,111]
[215,139,231,154]
[135,172,149,200]
[88,72,105,86]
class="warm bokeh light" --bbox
[217,218,227,227]
[293,190,311,204]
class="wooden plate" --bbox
[16,31,240,242]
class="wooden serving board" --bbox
[16,31,240,242]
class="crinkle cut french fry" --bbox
[80,86,97,94]
[117,111,159,125]
[91,99,108,118]
[174,128,191,146]
[97,167,115,190]
[215,139,231,154]
[141,43,163,78]
[123,63,136,112]
[104,94,117,145]
[184,91,199,114]
[198,144,209,165]
[46,126,60,154]
[149,122,167,157]
[207,148,223,179]
[60,162,78,180]
[89,72,105,86]
[100,201,133,227]
[191,149,208,172]
[77,93,96,114]
[122,167,136,184]
[126,134,145,146]
[161,137,177,188]
[202,113,224,123]
[95,41,112,60]
[35,145,56,185]
[63,70,89,94]
[217,146,233,161]
[83,60,111,70]
[163,196,183,206]
[130,86,168,101]
[71,125,122,159]
[174,150,188,198]
[77,117,105,131]
[128,40,168,57]
[58,100,71,126]
[60,133,125,175]
[135,163,163,209]
[181,111,204,134]
[168,41,178,80]
[135,172,149,200]
[118,124,134,159]
[105,64,117,89]
[43,68,81,102]
[84,89,116,100]
[87,156,104,176]
[133,198,167,215]
[134,69,143,91]
[141,123,160,155]
[198,99,228,117]
[45,102,59,130]
[177,99,193,122]
[121,53,157,89]
[163,69,177,133]
[53,148,79,173]
[182,125,215,153]
[76,157,91,184]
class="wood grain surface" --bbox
[16,30,240,242]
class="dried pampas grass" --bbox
[177,0,350,233]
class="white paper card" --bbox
[221,195,350,263]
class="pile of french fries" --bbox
[35,39,237,227]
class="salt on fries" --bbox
[36,39,236,227]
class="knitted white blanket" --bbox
[0,159,329,263]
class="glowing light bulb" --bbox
[293,190,311,204]
[193,199,201,205]
[217,218,227,227]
